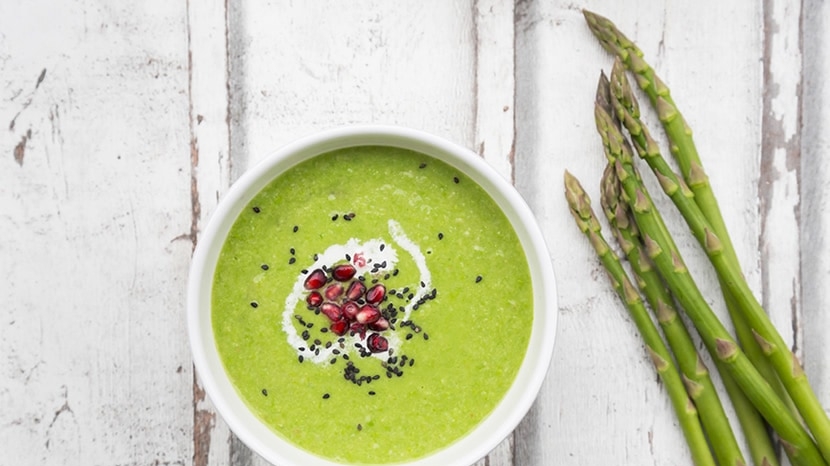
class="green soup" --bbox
[212,146,532,464]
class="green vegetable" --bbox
[602,61,782,466]
[583,8,790,420]
[564,170,716,466]
[603,54,830,464]
[592,91,827,466]
[598,158,745,466]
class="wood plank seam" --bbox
[760,0,804,360]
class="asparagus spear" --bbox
[593,94,827,466]
[582,9,790,420]
[564,170,716,466]
[599,164,747,466]
[605,58,830,463]
[601,62,784,466]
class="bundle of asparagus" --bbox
[565,10,830,466]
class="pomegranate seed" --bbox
[368,317,389,331]
[353,252,366,267]
[345,281,366,301]
[365,284,386,304]
[325,283,343,300]
[356,305,380,324]
[306,291,323,307]
[342,301,360,320]
[320,303,342,322]
[304,269,327,290]
[350,322,366,339]
[330,318,349,336]
[367,333,389,353]
[332,264,356,281]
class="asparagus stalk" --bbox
[597,73,780,466]
[599,164,748,466]
[583,9,790,421]
[593,94,827,466]
[602,63,784,466]
[605,58,830,463]
[564,170,716,466]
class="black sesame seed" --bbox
[475,275,483,283]
[293,225,299,232]
[453,176,460,184]
[250,301,258,308]
[252,206,261,213]
[323,393,330,399]
[261,388,268,396]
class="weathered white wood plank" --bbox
[225,1,476,174]
[514,1,764,464]
[472,0,517,184]
[0,1,193,464]
[186,0,234,464]
[801,0,830,431]
[760,0,804,364]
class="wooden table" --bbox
[3,1,828,465]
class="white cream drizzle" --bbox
[281,220,432,364]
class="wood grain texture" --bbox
[801,0,830,423]
[1,1,193,464]
[2,0,828,465]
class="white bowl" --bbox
[187,125,557,466]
